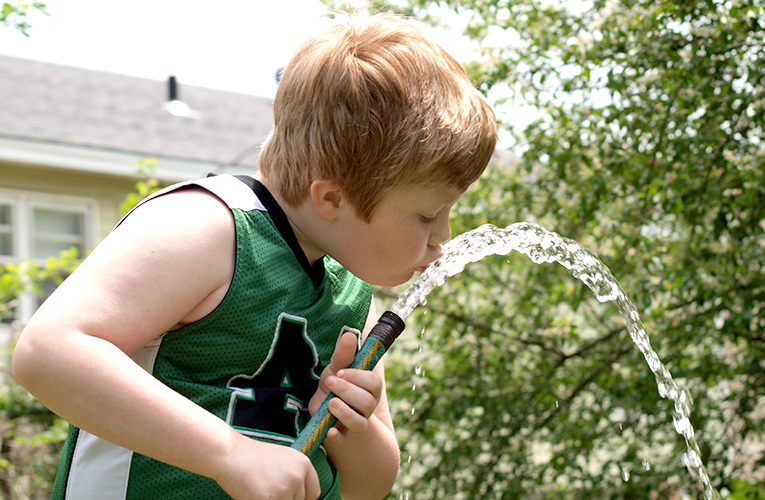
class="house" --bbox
[0,54,275,342]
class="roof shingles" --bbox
[0,54,274,168]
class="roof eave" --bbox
[0,135,257,182]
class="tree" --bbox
[349,0,765,498]
[118,158,161,216]
[0,2,49,36]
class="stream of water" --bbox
[391,222,720,499]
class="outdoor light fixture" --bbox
[161,75,201,119]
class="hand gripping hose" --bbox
[291,311,406,457]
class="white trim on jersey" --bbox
[117,174,266,229]
[66,431,132,499]
[64,337,163,498]
[195,175,266,213]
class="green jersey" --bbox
[51,174,373,500]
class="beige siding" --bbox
[0,160,154,243]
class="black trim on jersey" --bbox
[232,175,326,289]
[51,425,79,498]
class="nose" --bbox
[428,213,452,247]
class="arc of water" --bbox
[391,222,720,500]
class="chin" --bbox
[368,272,415,288]
[393,271,417,287]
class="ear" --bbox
[310,179,345,221]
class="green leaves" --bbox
[118,158,161,217]
[0,248,75,498]
[0,248,80,322]
[0,2,50,36]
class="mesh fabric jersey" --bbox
[51,174,373,500]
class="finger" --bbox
[326,373,379,418]
[327,332,359,373]
[324,424,346,445]
[328,396,370,434]
[336,368,383,401]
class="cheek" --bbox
[369,226,420,262]
[390,226,429,260]
[363,213,429,266]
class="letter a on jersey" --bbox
[226,313,321,442]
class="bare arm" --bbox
[309,299,401,500]
[12,188,320,500]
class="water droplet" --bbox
[657,381,669,398]
[681,450,702,468]
[410,406,416,416]
[673,415,694,439]
[621,466,630,481]
[642,458,651,471]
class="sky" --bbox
[0,0,472,99]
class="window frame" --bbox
[0,188,98,326]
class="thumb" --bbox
[328,332,359,372]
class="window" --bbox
[0,203,12,257]
[0,190,96,326]
[32,205,87,259]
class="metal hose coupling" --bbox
[367,310,406,349]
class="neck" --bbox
[255,175,326,266]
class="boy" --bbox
[12,14,497,500]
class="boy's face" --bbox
[335,183,464,287]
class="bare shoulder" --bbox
[119,186,234,236]
[108,186,236,285]
[27,187,237,354]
